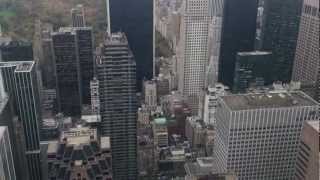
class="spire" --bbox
[106,0,111,35]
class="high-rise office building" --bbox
[143,80,157,111]
[97,32,138,179]
[295,120,319,180]
[40,25,55,89]
[90,77,100,115]
[13,62,42,180]
[202,83,227,125]
[0,61,42,180]
[0,88,27,180]
[218,0,258,87]
[206,0,224,88]
[52,28,82,116]
[0,126,16,180]
[233,51,273,93]
[71,4,86,27]
[178,0,212,113]
[260,0,303,82]
[213,91,318,180]
[75,27,94,104]
[292,0,319,100]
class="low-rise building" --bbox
[185,157,237,180]
[138,104,150,125]
[152,117,169,148]
[185,116,205,149]
[46,127,112,179]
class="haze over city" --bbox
[0,0,319,180]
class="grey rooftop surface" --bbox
[0,126,7,138]
[307,120,319,132]
[237,51,272,56]
[15,61,34,72]
[221,91,318,111]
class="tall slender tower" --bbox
[97,32,138,179]
[178,0,212,113]
[0,126,16,180]
[292,0,319,101]
[75,27,94,104]
[260,0,303,82]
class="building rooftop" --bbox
[237,51,272,56]
[307,120,319,132]
[105,32,128,45]
[47,141,59,154]
[100,136,111,149]
[221,91,318,111]
[154,117,167,125]
[0,61,33,68]
[14,61,34,72]
[0,126,7,138]
[0,95,9,115]
[185,157,214,177]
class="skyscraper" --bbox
[206,0,224,87]
[0,61,42,180]
[52,28,82,116]
[0,126,16,180]
[0,85,27,180]
[143,80,157,111]
[178,0,212,113]
[71,4,86,27]
[213,91,318,179]
[233,51,273,93]
[75,27,94,104]
[292,0,319,100]
[97,32,138,179]
[260,0,303,82]
[218,0,258,87]
[13,62,42,180]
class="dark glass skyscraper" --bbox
[260,0,303,82]
[109,0,153,87]
[97,32,138,180]
[0,61,42,180]
[218,0,259,87]
[233,51,273,93]
[75,27,94,104]
[52,28,82,116]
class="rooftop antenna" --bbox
[106,0,111,36]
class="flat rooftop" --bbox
[237,51,272,56]
[105,32,128,45]
[0,126,7,138]
[221,91,318,111]
[307,121,319,132]
[0,95,9,114]
[15,61,34,72]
